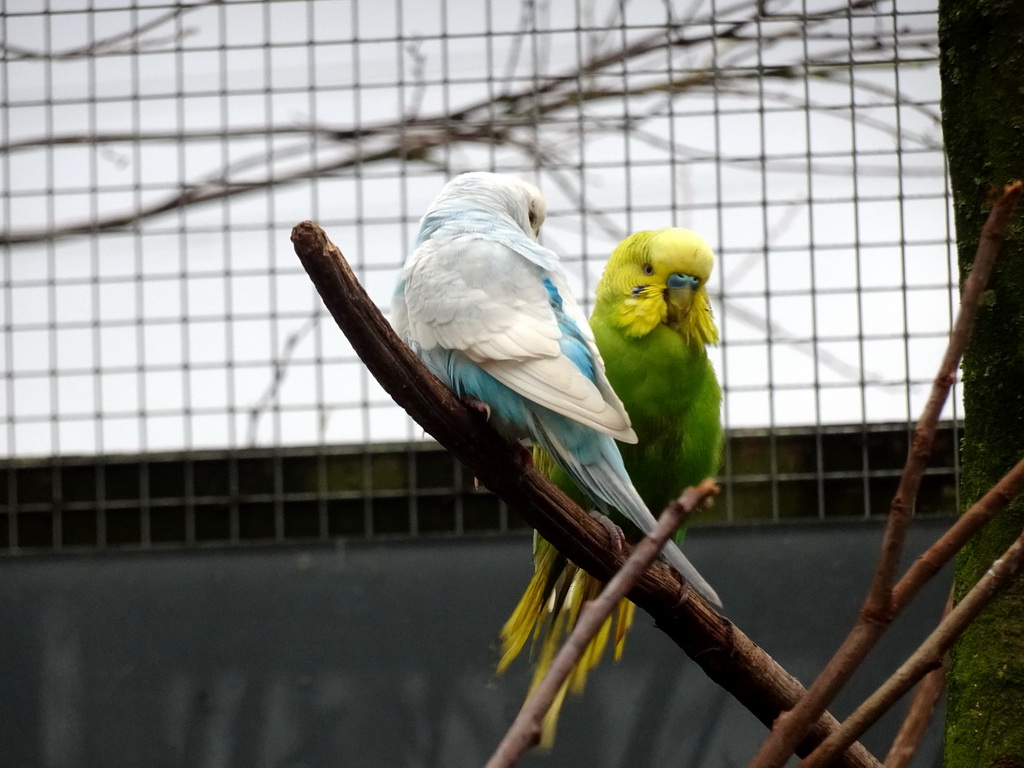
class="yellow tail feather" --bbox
[497,543,639,747]
[613,598,635,661]
[497,540,562,674]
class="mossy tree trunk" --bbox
[938,2,1024,767]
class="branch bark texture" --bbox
[882,590,953,768]
[940,0,1024,764]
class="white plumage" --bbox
[393,172,636,442]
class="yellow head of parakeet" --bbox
[597,227,719,347]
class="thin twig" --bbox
[891,454,1024,614]
[246,312,320,446]
[748,180,1024,768]
[485,480,719,768]
[0,125,385,154]
[869,182,1020,624]
[798,532,1024,768]
[0,0,218,60]
[882,589,953,768]
[403,41,429,120]
[0,136,436,245]
[290,221,879,768]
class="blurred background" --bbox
[1,0,953,766]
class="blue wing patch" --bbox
[542,278,595,384]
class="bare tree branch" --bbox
[246,312,319,446]
[882,589,952,768]
[748,180,1024,768]
[485,479,718,768]
[289,220,881,768]
[403,41,430,120]
[890,455,1024,614]
[0,136,436,244]
[0,0,220,60]
[0,0,937,245]
[799,533,1024,768]
[0,124,412,155]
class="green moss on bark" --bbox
[939,2,1024,767]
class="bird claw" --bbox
[514,443,534,467]
[463,398,492,489]
[589,511,626,555]
[463,397,492,421]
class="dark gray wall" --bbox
[0,521,950,767]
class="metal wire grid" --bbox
[1,0,958,548]
[0,422,958,552]
[1,442,510,550]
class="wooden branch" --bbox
[290,220,879,768]
[891,455,1024,613]
[748,179,1024,768]
[799,532,1024,768]
[485,480,717,768]
[881,664,946,768]
[882,589,953,768]
[874,455,1024,766]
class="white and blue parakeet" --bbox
[391,172,720,607]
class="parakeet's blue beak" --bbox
[665,272,700,320]
[667,272,699,290]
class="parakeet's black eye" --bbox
[642,263,654,276]
[528,207,540,233]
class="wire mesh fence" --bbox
[2,423,960,552]
[1,0,958,549]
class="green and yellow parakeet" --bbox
[497,227,724,744]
